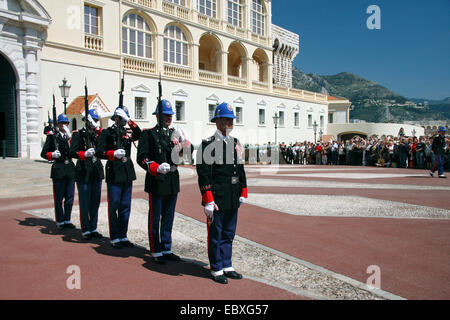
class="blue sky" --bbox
[272,0,450,100]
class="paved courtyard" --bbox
[0,158,449,300]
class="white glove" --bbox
[239,197,246,205]
[204,202,219,222]
[115,108,129,123]
[62,125,71,138]
[114,149,126,160]
[87,114,100,129]
[157,162,171,175]
[173,127,185,143]
[52,150,61,159]
[85,148,95,158]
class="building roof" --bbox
[328,96,346,101]
[66,94,111,117]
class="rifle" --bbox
[117,70,125,149]
[52,91,59,151]
[84,78,91,148]
[157,73,163,153]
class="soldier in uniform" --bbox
[43,119,54,135]
[96,106,141,248]
[69,109,104,240]
[430,126,447,178]
[136,100,190,264]
[40,114,76,230]
[196,103,248,284]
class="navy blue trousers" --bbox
[431,154,445,176]
[148,193,178,256]
[77,180,102,234]
[53,179,75,225]
[207,208,238,272]
[107,182,132,241]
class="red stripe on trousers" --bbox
[431,154,439,172]
[207,217,211,271]
[106,184,112,240]
[149,194,155,253]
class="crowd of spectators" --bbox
[245,134,450,171]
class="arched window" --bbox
[122,13,152,59]
[251,0,265,35]
[164,25,188,66]
[228,0,244,27]
[198,0,217,18]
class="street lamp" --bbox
[272,112,280,145]
[312,120,318,143]
[59,77,71,114]
[319,128,323,142]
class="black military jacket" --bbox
[96,123,141,184]
[432,134,446,155]
[69,127,105,183]
[196,132,247,211]
[40,132,75,180]
[136,126,180,196]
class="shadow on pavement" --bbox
[17,216,211,280]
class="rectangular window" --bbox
[308,114,312,127]
[294,112,299,127]
[122,27,128,54]
[228,0,243,27]
[320,115,324,128]
[209,104,217,123]
[84,4,100,35]
[278,111,285,127]
[258,109,265,125]
[129,30,136,55]
[135,97,146,120]
[198,0,216,18]
[175,101,185,121]
[235,106,243,124]
[328,113,334,124]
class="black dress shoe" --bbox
[64,223,76,229]
[163,253,181,261]
[90,231,103,238]
[82,233,92,240]
[111,242,124,249]
[120,240,134,248]
[224,271,243,280]
[211,274,228,284]
[153,256,166,264]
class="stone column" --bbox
[23,32,42,159]
[192,42,199,81]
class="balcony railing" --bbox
[252,80,268,90]
[164,63,192,79]
[123,56,156,74]
[199,70,222,84]
[125,0,155,9]
[84,34,103,51]
[228,75,247,88]
[197,13,221,31]
[226,24,247,39]
[162,1,191,20]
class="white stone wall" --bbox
[272,24,299,88]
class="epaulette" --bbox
[203,136,216,143]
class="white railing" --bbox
[164,63,192,79]
[197,13,221,31]
[162,1,191,20]
[123,56,156,74]
[228,75,247,87]
[252,80,268,90]
[199,70,222,84]
[226,24,247,39]
[126,0,155,9]
[84,34,103,51]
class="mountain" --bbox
[291,67,449,123]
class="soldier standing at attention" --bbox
[430,126,447,179]
[137,100,190,264]
[196,103,248,284]
[96,106,141,249]
[41,114,76,230]
[70,109,104,240]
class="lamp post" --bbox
[312,120,318,144]
[59,77,71,114]
[319,128,323,142]
[272,112,280,146]
[412,128,416,137]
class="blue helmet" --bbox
[210,102,236,123]
[439,126,447,132]
[57,113,69,124]
[83,109,100,121]
[153,100,175,116]
[49,119,54,124]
